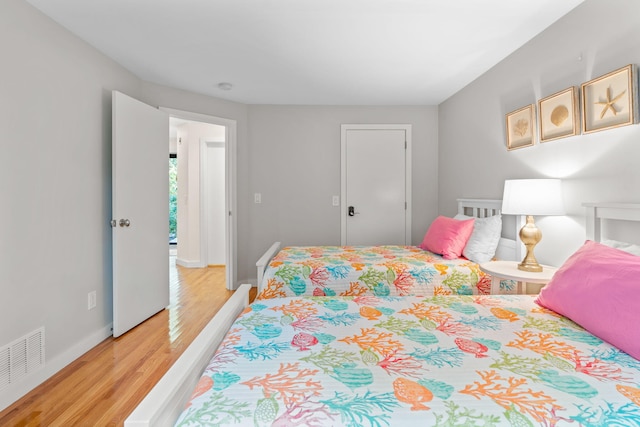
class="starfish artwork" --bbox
[595,85,626,119]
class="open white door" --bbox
[112,91,169,337]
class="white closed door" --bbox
[112,91,169,337]
[205,141,226,265]
[341,125,411,245]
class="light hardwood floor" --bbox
[0,258,256,426]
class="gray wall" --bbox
[439,0,640,267]
[246,105,439,270]
[1,0,141,407]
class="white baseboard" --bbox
[0,323,113,412]
[227,280,257,291]
[175,258,204,268]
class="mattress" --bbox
[175,294,640,426]
[257,245,506,299]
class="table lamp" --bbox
[501,179,564,272]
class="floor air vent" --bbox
[0,327,45,391]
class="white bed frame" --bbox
[125,198,521,426]
[584,202,640,241]
[256,198,520,292]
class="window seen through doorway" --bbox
[169,154,177,245]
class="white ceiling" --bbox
[25,0,583,105]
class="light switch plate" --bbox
[88,291,97,310]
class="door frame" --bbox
[161,107,238,290]
[340,124,412,245]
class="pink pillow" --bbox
[536,240,640,360]
[419,216,475,259]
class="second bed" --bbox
[256,199,520,298]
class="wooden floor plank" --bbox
[0,259,256,426]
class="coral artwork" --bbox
[506,104,535,149]
[513,118,529,137]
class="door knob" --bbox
[348,206,356,216]
[119,219,131,227]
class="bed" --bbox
[125,202,640,426]
[256,199,521,298]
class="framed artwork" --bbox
[538,87,580,142]
[581,64,638,134]
[506,104,535,150]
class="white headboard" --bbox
[456,198,502,218]
[583,202,640,242]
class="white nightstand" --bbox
[479,260,558,294]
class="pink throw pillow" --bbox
[419,216,475,259]
[536,240,640,360]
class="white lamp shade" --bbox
[501,179,565,216]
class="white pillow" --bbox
[454,213,502,263]
[601,239,640,256]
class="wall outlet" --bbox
[88,291,97,310]
[254,193,262,204]
[332,195,340,206]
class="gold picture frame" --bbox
[538,87,580,142]
[506,104,535,150]
[581,64,638,134]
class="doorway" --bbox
[165,108,237,290]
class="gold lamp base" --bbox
[518,215,542,272]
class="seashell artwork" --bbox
[539,87,579,142]
[550,105,569,126]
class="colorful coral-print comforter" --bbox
[257,246,501,299]
[176,294,640,426]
